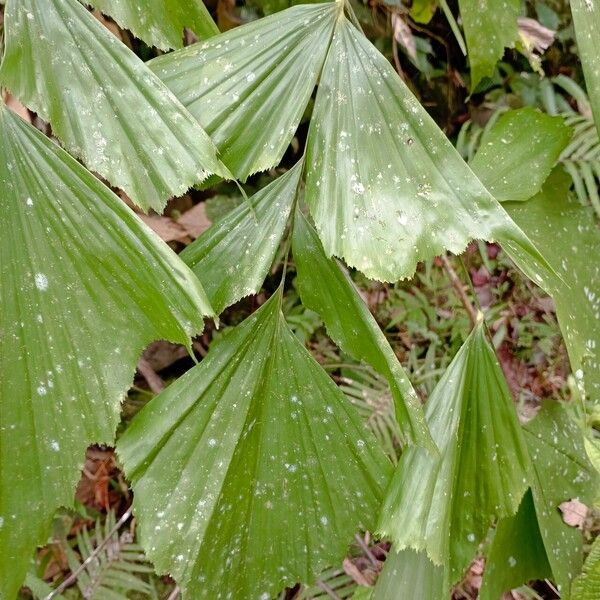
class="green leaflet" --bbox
[372,550,443,600]
[304,14,542,282]
[480,403,598,599]
[149,3,337,181]
[470,108,572,202]
[86,0,219,50]
[291,209,434,452]
[0,107,214,600]
[377,320,529,590]
[469,110,599,404]
[0,0,224,212]
[181,163,302,315]
[504,170,600,404]
[571,0,600,136]
[458,0,520,88]
[573,535,600,599]
[117,292,392,600]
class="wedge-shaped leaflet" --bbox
[292,210,434,452]
[378,320,529,590]
[373,550,443,600]
[0,107,214,600]
[0,0,224,211]
[470,108,571,202]
[149,3,337,180]
[87,0,219,50]
[573,535,600,599]
[305,15,541,282]
[571,0,600,134]
[117,293,392,599]
[181,164,302,315]
[480,403,598,599]
[457,0,520,88]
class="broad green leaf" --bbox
[149,3,337,181]
[571,0,600,136]
[458,0,520,88]
[305,15,543,282]
[378,319,529,590]
[573,535,600,599]
[470,108,571,201]
[469,111,600,405]
[0,0,224,212]
[503,170,600,404]
[292,209,434,452]
[0,107,214,600]
[117,292,392,600]
[181,163,302,315]
[480,402,598,599]
[86,0,219,50]
[372,550,443,600]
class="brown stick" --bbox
[440,254,479,327]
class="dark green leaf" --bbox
[182,163,302,315]
[305,15,543,282]
[149,3,337,181]
[117,292,392,599]
[0,106,213,599]
[0,0,224,211]
[470,108,571,202]
[86,0,219,50]
[292,209,434,452]
[480,402,599,599]
[458,0,520,88]
[378,320,529,590]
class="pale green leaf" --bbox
[571,0,600,136]
[480,402,598,599]
[0,106,213,599]
[573,535,600,600]
[458,0,520,88]
[86,0,219,50]
[181,163,302,315]
[117,292,392,600]
[372,550,443,600]
[503,170,600,404]
[149,3,337,181]
[470,108,571,201]
[292,209,434,452]
[305,15,543,282]
[0,0,224,211]
[378,320,529,590]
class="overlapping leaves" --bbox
[0,106,213,599]
[378,320,530,591]
[118,293,392,599]
[87,0,219,50]
[0,0,224,211]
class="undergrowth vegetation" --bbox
[1,0,600,599]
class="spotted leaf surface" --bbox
[0,0,224,211]
[305,15,541,282]
[458,0,520,88]
[0,107,214,599]
[480,403,598,599]
[149,3,337,181]
[572,0,600,135]
[181,164,301,315]
[378,320,529,590]
[292,209,434,452]
[117,293,392,600]
[87,0,219,50]
[470,108,571,202]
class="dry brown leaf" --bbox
[342,557,374,587]
[392,13,417,60]
[559,498,588,529]
[139,213,189,243]
[4,93,31,123]
[178,202,212,238]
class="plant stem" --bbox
[440,254,479,327]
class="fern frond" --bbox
[61,511,155,600]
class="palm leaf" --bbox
[0,106,213,599]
